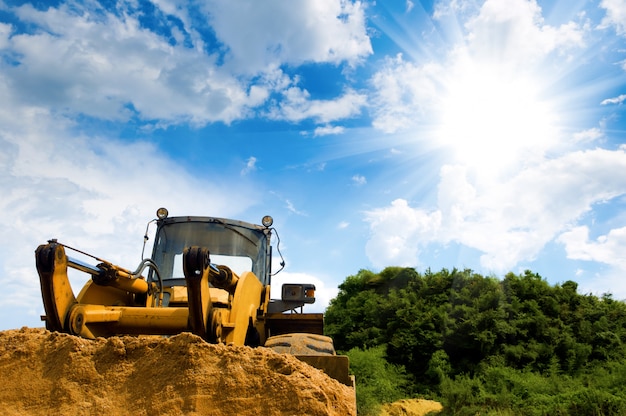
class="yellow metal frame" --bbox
[36,241,266,344]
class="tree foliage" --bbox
[325,267,626,415]
[345,345,410,416]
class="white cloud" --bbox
[600,0,626,35]
[433,0,475,20]
[365,199,442,268]
[268,87,367,123]
[338,221,350,229]
[568,234,626,299]
[159,0,373,72]
[364,148,626,272]
[286,200,307,216]
[370,54,442,133]
[601,94,626,105]
[0,1,371,128]
[0,22,10,49]
[558,226,626,270]
[573,128,604,144]
[198,0,372,73]
[270,271,339,313]
[313,125,345,136]
[241,156,257,176]
[352,174,367,186]
[465,0,585,67]
[4,2,256,125]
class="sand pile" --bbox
[380,399,442,416]
[0,327,356,416]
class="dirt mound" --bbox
[380,398,443,416]
[0,327,356,416]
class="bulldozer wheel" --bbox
[264,333,336,356]
[210,309,223,344]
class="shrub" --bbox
[346,345,410,415]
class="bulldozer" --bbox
[35,208,353,389]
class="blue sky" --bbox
[1,0,626,330]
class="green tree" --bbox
[326,266,626,414]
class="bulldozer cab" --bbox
[149,216,272,289]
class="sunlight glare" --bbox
[436,58,559,174]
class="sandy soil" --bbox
[380,398,443,416]
[0,327,356,416]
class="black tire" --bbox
[264,333,336,356]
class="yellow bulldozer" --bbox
[35,208,353,389]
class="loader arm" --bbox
[36,240,265,343]
[182,246,214,340]
[36,242,76,332]
[182,245,264,345]
[37,241,190,338]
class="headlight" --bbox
[261,215,273,227]
[156,207,169,220]
[281,284,316,304]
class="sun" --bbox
[435,56,560,175]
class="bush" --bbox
[346,345,410,415]
[563,388,626,416]
[437,363,626,416]
[438,374,485,416]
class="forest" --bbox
[324,267,626,415]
